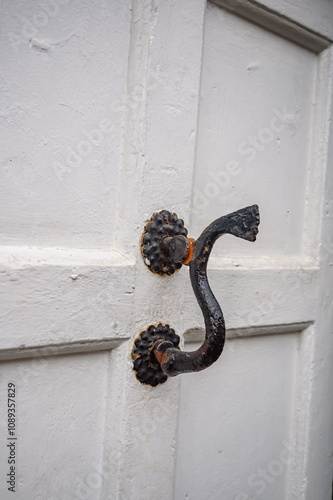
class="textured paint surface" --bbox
[0,0,332,499]
[1,0,206,498]
[175,334,298,500]
[0,0,131,249]
[176,3,333,500]
[0,352,110,499]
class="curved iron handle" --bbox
[132,205,260,386]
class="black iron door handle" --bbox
[132,205,260,386]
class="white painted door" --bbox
[1,1,333,499]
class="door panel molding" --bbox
[0,337,129,362]
[211,0,333,52]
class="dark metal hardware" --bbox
[140,210,189,275]
[133,205,260,386]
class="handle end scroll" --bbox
[225,204,260,242]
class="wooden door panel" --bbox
[175,2,333,500]
[192,4,320,260]
[1,0,332,499]
[0,0,131,250]
[0,352,110,499]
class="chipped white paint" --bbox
[0,0,333,499]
